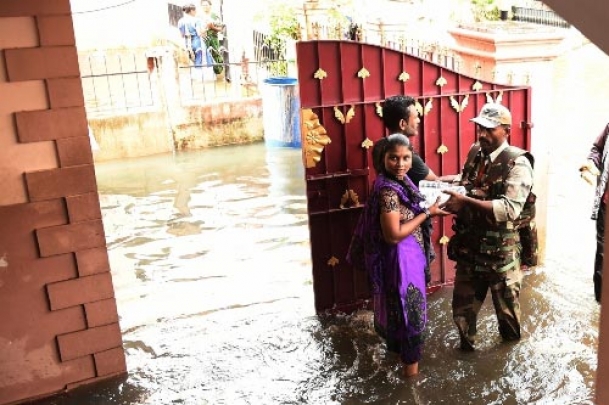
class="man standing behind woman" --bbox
[380,96,439,186]
[348,95,449,377]
[198,0,227,78]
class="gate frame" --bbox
[296,39,532,313]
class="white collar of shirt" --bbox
[486,141,509,163]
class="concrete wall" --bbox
[0,1,126,404]
[174,99,263,150]
[89,98,263,162]
[90,112,173,161]
[86,45,264,162]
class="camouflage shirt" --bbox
[485,141,534,223]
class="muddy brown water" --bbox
[28,141,600,405]
[31,34,609,405]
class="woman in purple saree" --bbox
[348,135,448,376]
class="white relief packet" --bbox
[418,180,466,208]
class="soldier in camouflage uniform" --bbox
[441,103,535,351]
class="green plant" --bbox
[471,0,501,21]
[261,3,300,76]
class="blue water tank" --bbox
[261,77,301,148]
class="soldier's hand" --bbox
[441,190,465,213]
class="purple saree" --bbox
[347,174,429,364]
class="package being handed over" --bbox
[418,180,466,208]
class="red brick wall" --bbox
[0,1,125,404]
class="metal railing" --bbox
[79,46,289,112]
[384,38,461,72]
[304,21,461,71]
[253,30,280,64]
[512,6,570,28]
[178,58,289,105]
[80,52,155,115]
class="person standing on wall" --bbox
[580,123,609,303]
[199,0,229,81]
[441,103,535,351]
[177,5,194,62]
[348,134,449,377]
[179,4,214,80]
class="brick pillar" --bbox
[0,1,126,404]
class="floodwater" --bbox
[32,37,609,405]
[32,140,601,405]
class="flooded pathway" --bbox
[31,139,601,405]
[29,35,609,405]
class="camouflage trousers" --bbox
[452,262,523,350]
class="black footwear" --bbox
[459,338,475,351]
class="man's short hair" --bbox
[382,95,416,132]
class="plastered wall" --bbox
[0,1,126,404]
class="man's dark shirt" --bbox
[407,152,430,186]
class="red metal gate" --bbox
[296,40,532,313]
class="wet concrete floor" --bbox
[30,41,609,405]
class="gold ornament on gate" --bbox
[398,71,410,82]
[486,90,503,104]
[301,109,331,169]
[314,68,327,80]
[437,144,449,155]
[327,256,340,267]
[440,235,450,245]
[450,95,469,113]
[415,99,433,116]
[340,189,360,209]
[357,67,370,79]
[375,102,383,118]
[334,105,355,125]
[472,81,483,91]
[361,138,373,149]
[435,76,447,87]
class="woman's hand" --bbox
[580,159,599,185]
[429,196,450,217]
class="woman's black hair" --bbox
[372,137,388,174]
[372,134,412,175]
